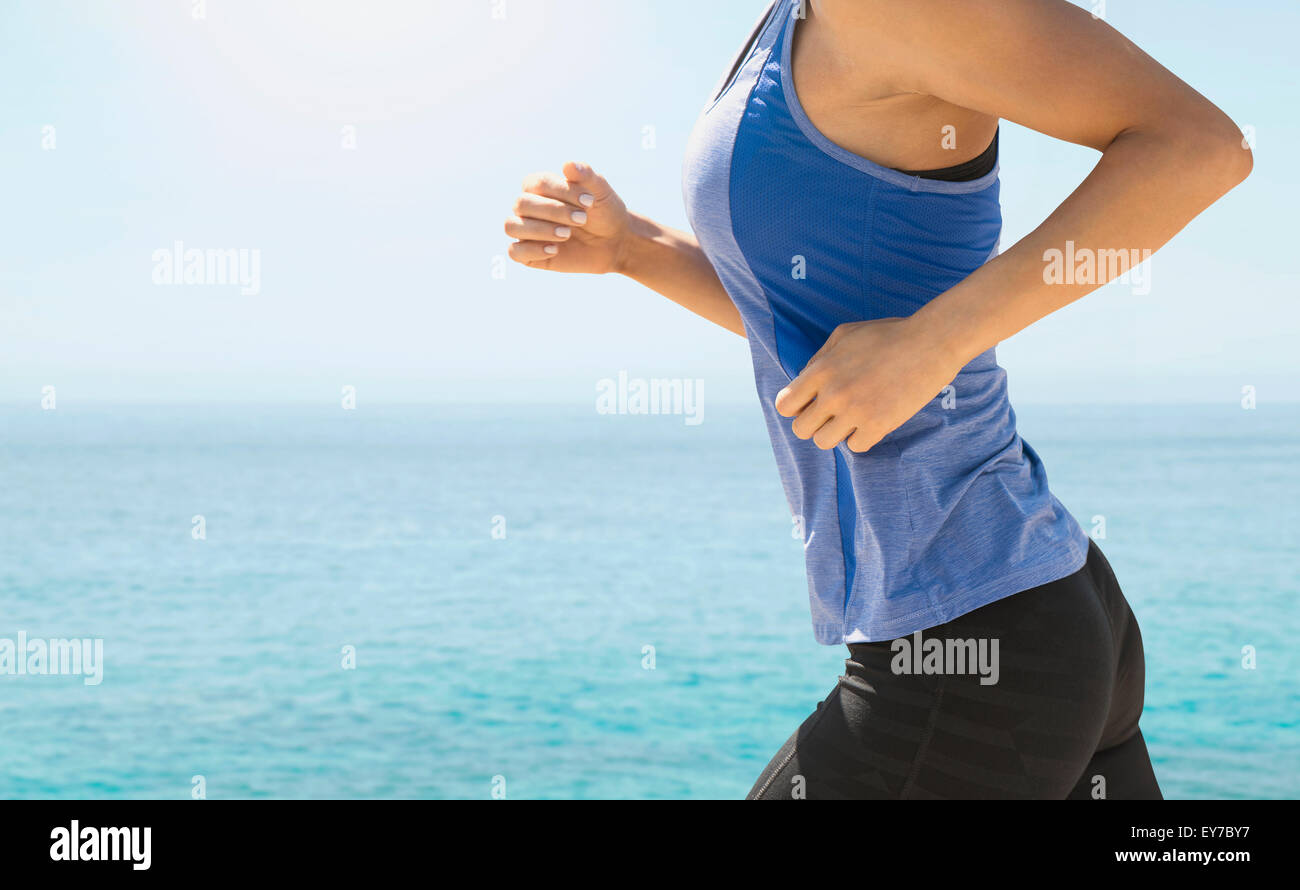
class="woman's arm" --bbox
[615,211,745,337]
[775,0,1253,452]
[505,161,745,337]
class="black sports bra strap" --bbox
[710,0,781,104]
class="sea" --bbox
[0,401,1295,799]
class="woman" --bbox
[503,0,1250,799]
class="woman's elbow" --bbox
[1197,118,1254,194]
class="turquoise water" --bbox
[0,401,1296,799]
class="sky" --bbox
[0,0,1296,405]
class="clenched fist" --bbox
[505,161,630,274]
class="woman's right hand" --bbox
[505,161,630,274]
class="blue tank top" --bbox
[681,0,1089,645]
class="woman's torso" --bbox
[681,0,1089,644]
[787,1,998,173]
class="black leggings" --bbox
[748,539,1162,799]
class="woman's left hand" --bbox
[774,316,965,453]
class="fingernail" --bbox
[579,193,595,207]
[571,210,588,224]
[544,244,558,255]
[555,226,571,238]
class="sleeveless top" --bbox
[681,0,1089,644]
